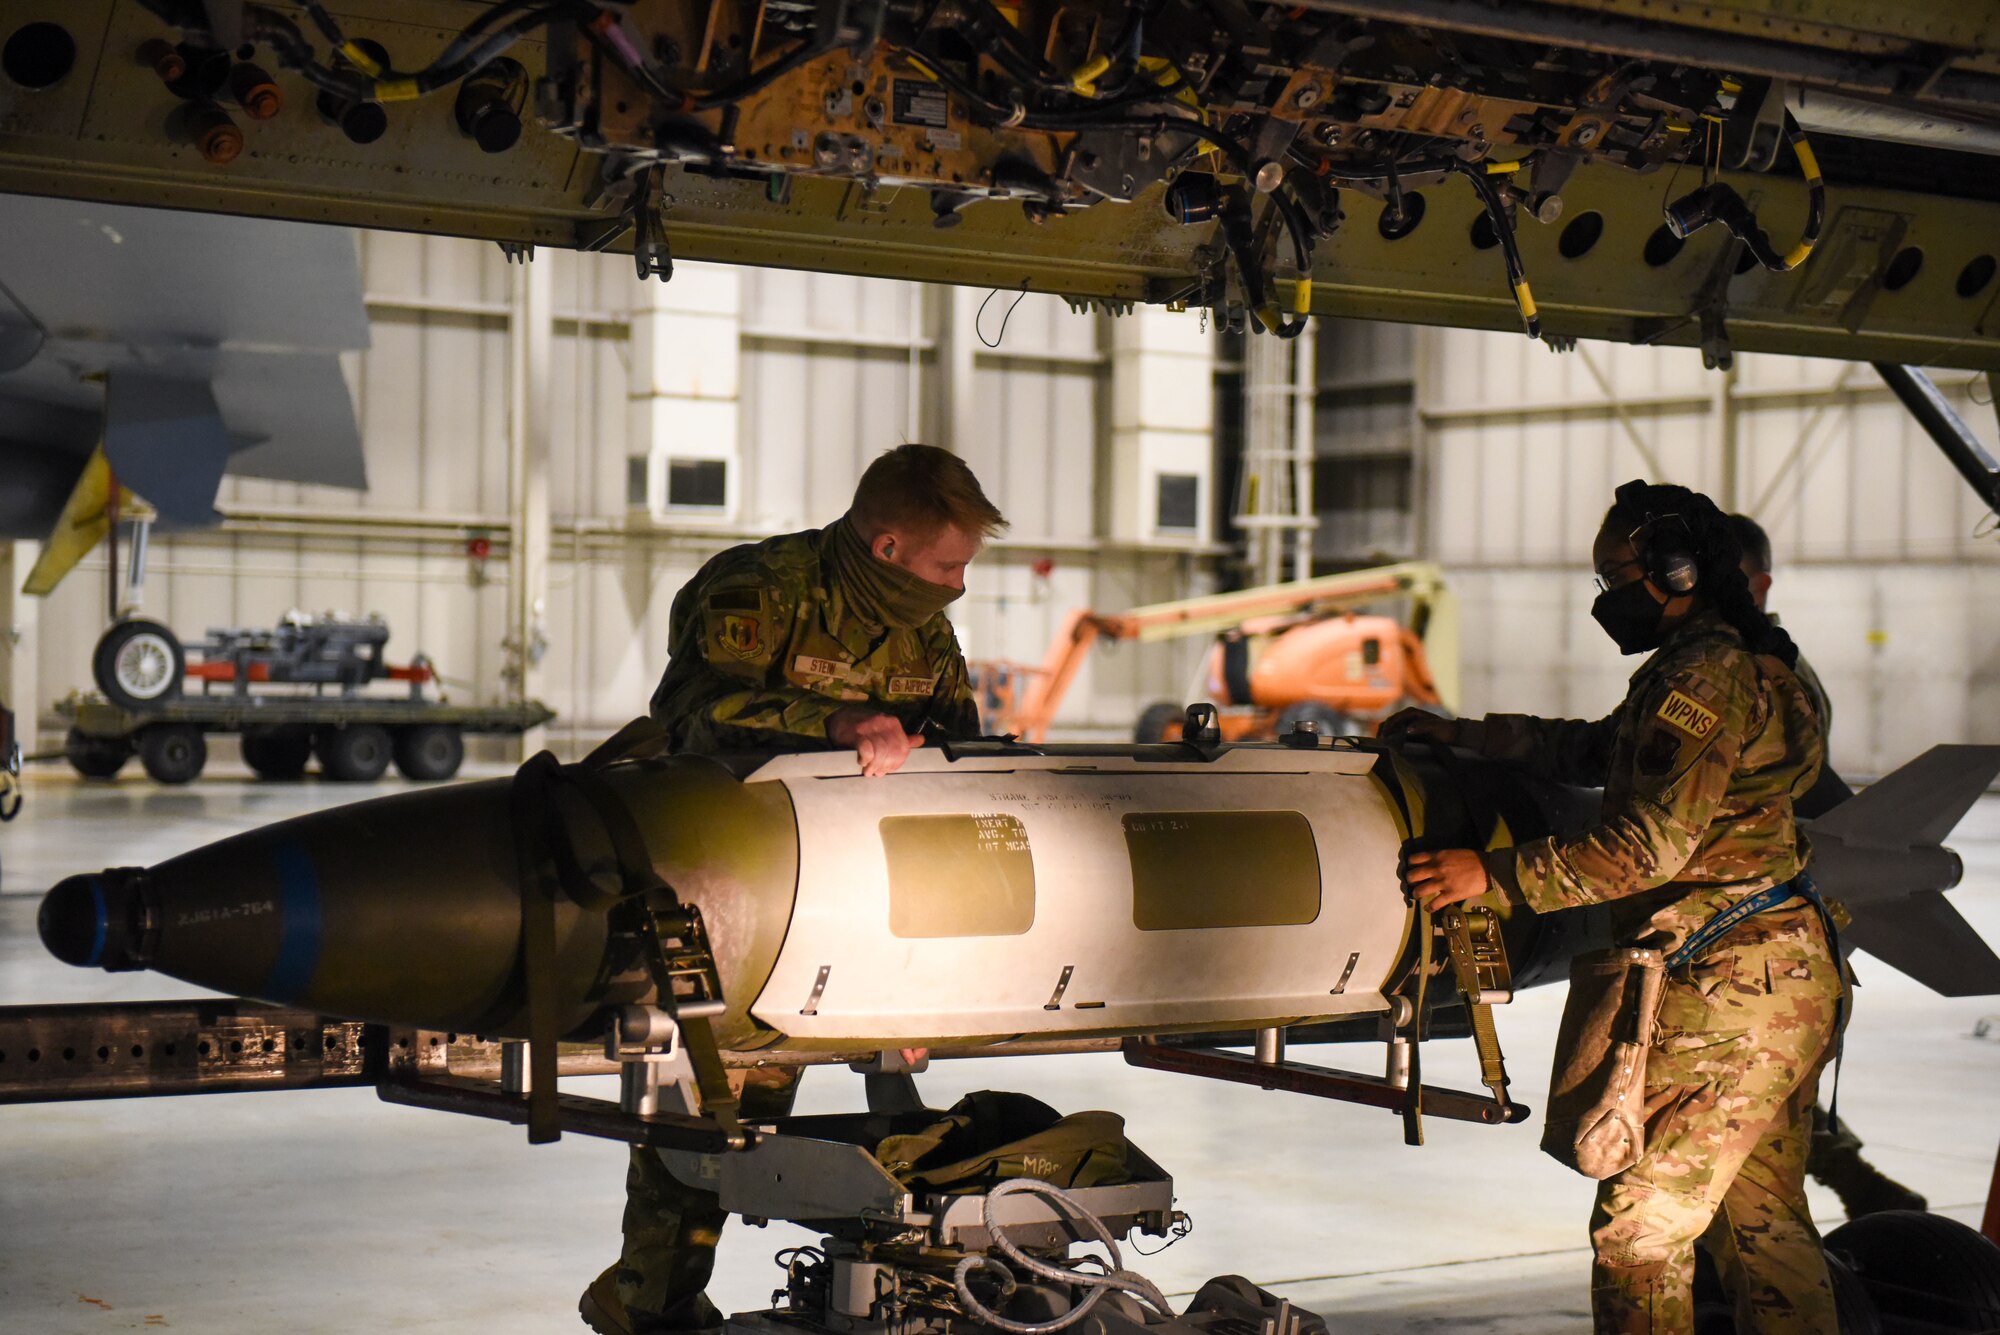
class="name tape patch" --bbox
[888,675,938,697]
[1657,689,1719,740]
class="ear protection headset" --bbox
[1613,479,1700,595]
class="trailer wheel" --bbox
[65,727,132,780]
[1828,1209,2000,1331]
[393,725,463,781]
[93,619,184,711]
[241,726,312,780]
[1134,701,1184,743]
[316,724,391,782]
[137,724,206,785]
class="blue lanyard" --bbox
[1663,871,1838,970]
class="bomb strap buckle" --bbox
[376,751,749,1151]
[1437,905,1515,1117]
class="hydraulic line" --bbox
[1663,109,1825,272]
[1452,162,1541,340]
[950,1179,1176,1335]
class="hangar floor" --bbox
[3,771,1997,1334]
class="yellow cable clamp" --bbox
[1293,276,1312,315]
[374,77,421,102]
[1484,159,1524,174]
[340,40,383,76]
[1070,54,1111,97]
[1792,137,1822,182]
[1513,280,1537,321]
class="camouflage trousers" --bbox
[617,1067,803,1319]
[1590,913,1844,1334]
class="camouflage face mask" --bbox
[826,517,963,630]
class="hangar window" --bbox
[667,458,728,509]
[1156,473,1199,531]
[1124,811,1321,930]
[882,814,1036,938]
[626,457,650,507]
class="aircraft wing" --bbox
[1,3,1997,369]
[0,193,368,580]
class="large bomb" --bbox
[41,743,1542,1051]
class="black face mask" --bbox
[1591,579,1669,655]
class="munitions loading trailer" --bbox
[65,614,553,785]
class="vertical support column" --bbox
[1106,307,1214,545]
[1289,321,1319,581]
[0,542,37,750]
[508,258,553,758]
[628,263,743,524]
[935,285,983,457]
[1237,331,1314,585]
[1715,361,1739,510]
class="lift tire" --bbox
[393,724,464,781]
[1693,1244,1881,1334]
[240,726,312,780]
[1828,1209,2000,1331]
[316,724,392,782]
[1134,701,1184,744]
[65,727,132,780]
[137,724,206,785]
[93,619,184,711]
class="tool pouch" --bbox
[1541,946,1666,1179]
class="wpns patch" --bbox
[1656,688,1719,740]
[717,614,762,659]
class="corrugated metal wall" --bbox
[31,233,1211,754]
[1419,325,2000,774]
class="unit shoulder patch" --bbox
[716,614,763,659]
[1656,688,1720,740]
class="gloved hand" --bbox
[1379,708,1460,745]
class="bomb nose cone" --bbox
[39,871,149,970]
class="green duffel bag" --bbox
[873,1091,1131,1192]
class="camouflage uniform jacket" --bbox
[1475,609,1825,953]
[650,524,981,754]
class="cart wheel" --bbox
[93,619,184,711]
[1829,1209,2000,1331]
[240,725,312,780]
[137,724,206,785]
[65,727,132,780]
[316,724,392,782]
[1134,701,1184,743]
[393,724,463,781]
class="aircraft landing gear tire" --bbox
[1134,701,1184,744]
[241,726,313,780]
[65,728,132,780]
[93,619,184,712]
[316,724,392,782]
[137,724,207,785]
[1828,1209,2000,1332]
[393,724,463,781]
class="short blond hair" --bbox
[849,444,1008,540]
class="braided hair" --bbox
[1603,481,1799,668]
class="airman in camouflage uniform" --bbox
[1731,512,1926,1220]
[1394,482,1840,1334]
[649,523,980,754]
[583,445,1005,1335]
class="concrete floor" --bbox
[3,768,1998,1334]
